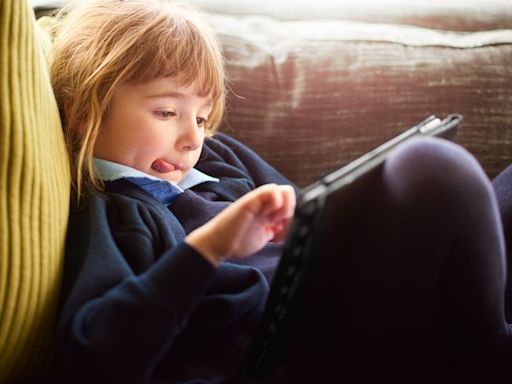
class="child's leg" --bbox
[371,137,510,382]
[492,164,512,323]
[272,138,512,383]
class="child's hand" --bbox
[185,184,296,266]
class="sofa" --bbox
[2,0,512,381]
[191,0,512,187]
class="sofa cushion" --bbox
[189,0,512,32]
[211,15,512,186]
[0,0,70,381]
[32,0,512,32]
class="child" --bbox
[50,0,511,383]
[51,1,295,382]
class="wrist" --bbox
[185,225,226,267]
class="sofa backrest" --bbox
[188,0,512,31]
[204,9,512,186]
[30,1,512,187]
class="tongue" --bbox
[151,159,175,173]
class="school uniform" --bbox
[56,133,296,383]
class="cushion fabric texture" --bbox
[209,14,512,187]
[188,0,512,31]
[0,0,69,381]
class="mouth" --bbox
[151,159,180,174]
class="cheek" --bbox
[193,147,203,162]
[124,117,166,146]
[105,121,164,161]
[134,133,170,160]
[195,132,206,157]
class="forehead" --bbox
[122,77,213,104]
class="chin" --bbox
[164,172,185,185]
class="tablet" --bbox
[244,113,462,380]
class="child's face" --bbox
[94,77,213,184]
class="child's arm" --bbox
[58,184,294,381]
[186,184,296,267]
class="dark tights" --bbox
[262,137,512,384]
[492,163,512,323]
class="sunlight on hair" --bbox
[49,0,226,199]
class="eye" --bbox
[154,110,176,120]
[196,117,208,128]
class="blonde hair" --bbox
[50,0,226,199]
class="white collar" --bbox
[93,158,219,191]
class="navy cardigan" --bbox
[56,133,297,383]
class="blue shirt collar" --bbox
[93,158,219,205]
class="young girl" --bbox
[51,1,295,382]
[50,0,511,383]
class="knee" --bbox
[383,137,492,207]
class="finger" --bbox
[268,186,296,222]
[280,185,296,218]
[271,187,296,242]
[257,186,285,217]
[271,217,294,242]
[237,184,278,214]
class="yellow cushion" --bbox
[0,0,70,381]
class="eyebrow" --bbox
[146,91,213,106]
[146,91,184,99]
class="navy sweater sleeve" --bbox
[57,134,286,383]
[58,193,217,383]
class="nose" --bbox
[177,117,202,151]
